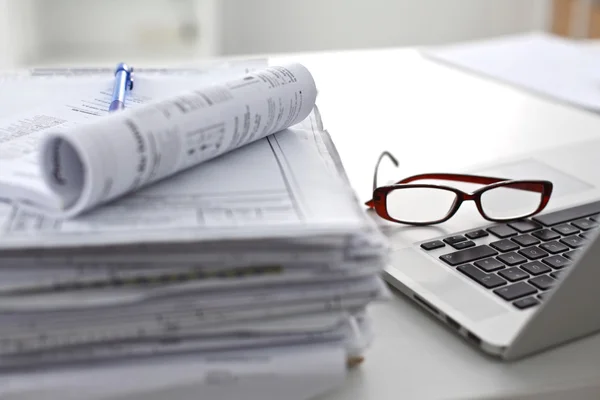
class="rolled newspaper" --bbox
[38,63,317,218]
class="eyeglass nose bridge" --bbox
[452,191,492,221]
[450,191,481,216]
[461,192,478,201]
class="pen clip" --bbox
[128,67,134,90]
[115,62,134,91]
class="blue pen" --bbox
[108,62,134,112]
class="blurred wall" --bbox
[33,0,209,63]
[0,0,551,67]
[0,0,39,68]
[221,0,550,55]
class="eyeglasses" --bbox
[365,152,553,226]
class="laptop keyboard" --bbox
[419,200,600,310]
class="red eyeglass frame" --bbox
[365,173,554,226]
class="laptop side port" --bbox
[413,294,439,315]
[466,331,482,346]
[445,316,461,331]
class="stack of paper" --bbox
[0,62,389,398]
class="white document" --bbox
[0,271,384,315]
[0,60,268,119]
[0,343,347,400]
[0,61,269,210]
[0,59,267,79]
[0,258,380,298]
[0,294,376,366]
[0,311,370,360]
[0,110,371,250]
[422,32,600,111]
[0,63,317,218]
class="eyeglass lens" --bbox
[479,183,543,220]
[386,187,457,223]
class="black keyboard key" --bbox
[551,270,566,279]
[539,241,569,254]
[532,229,560,241]
[518,246,548,260]
[497,252,527,266]
[521,261,551,275]
[452,240,475,250]
[542,255,569,269]
[498,267,529,282]
[490,239,519,252]
[513,296,539,309]
[591,214,600,222]
[439,245,498,267]
[563,249,581,260]
[572,218,598,231]
[487,225,518,238]
[512,234,540,247]
[552,224,579,236]
[457,264,507,289]
[444,235,467,245]
[529,275,556,290]
[474,258,505,272]
[560,235,586,248]
[494,282,537,301]
[532,200,600,226]
[537,293,547,301]
[579,231,595,239]
[421,240,445,251]
[466,230,489,239]
[508,220,541,233]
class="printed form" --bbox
[0,66,369,249]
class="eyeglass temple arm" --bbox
[397,173,507,185]
[372,151,399,193]
[397,174,546,193]
[366,151,399,209]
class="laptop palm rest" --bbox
[387,248,507,322]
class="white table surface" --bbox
[266,47,600,399]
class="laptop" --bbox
[381,136,600,360]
